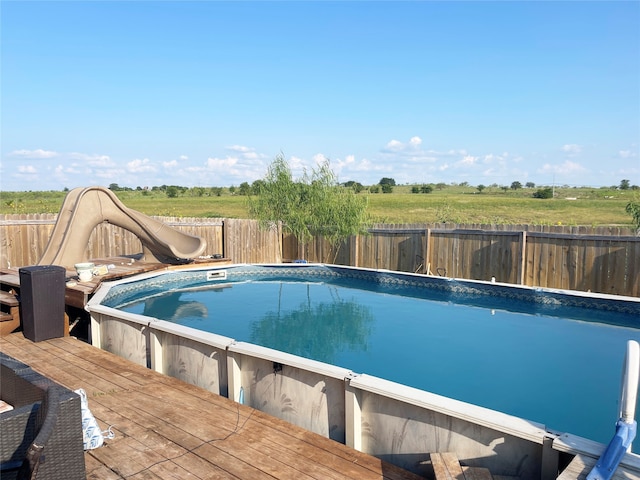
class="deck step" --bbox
[430,452,495,480]
[0,290,19,307]
[0,290,20,336]
[0,312,20,336]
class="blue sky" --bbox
[2,1,639,191]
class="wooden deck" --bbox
[0,333,424,480]
[0,256,232,310]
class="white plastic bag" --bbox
[74,388,114,450]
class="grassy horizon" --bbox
[0,185,636,228]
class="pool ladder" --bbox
[587,340,639,480]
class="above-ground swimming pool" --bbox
[98,264,640,451]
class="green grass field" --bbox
[0,185,636,227]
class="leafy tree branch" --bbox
[248,155,370,261]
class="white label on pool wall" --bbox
[206,270,227,281]
[104,266,640,452]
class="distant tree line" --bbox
[106,178,639,200]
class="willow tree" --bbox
[248,155,369,262]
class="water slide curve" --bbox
[38,186,207,267]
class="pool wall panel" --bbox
[357,389,544,478]
[91,310,149,367]
[225,342,352,442]
[152,330,229,397]
[231,350,347,443]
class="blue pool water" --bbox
[104,265,640,450]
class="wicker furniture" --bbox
[0,352,85,480]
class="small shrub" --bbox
[533,188,553,199]
[435,202,464,223]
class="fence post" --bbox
[350,235,359,267]
[277,221,283,263]
[424,228,432,275]
[221,219,227,260]
[518,231,527,285]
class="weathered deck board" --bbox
[430,452,464,480]
[554,452,640,480]
[0,334,424,480]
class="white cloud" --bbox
[206,156,238,169]
[95,168,127,180]
[328,154,387,182]
[458,155,478,166]
[384,140,403,151]
[442,149,467,157]
[226,145,253,153]
[244,151,261,160]
[176,151,269,185]
[127,158,156,173]
[357,158,380,171]
[539,160,586,175]
[17,165,37,174]
[380,137,444,169]
[70,153,114,167]
[10,149,58,159]
[162,155,189,170]
[561,144,582,156]
[288,156,306,175]
[617,150,637,159]
[225,145,264,160]
[382,137,425,155]
[5,137,628,191]
[341,154,356,166]
[59,163,85,175]
[312,153,328,166]
[481,153,510,167]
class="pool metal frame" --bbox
[86,263,640,479]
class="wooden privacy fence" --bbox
[1,215,638,297]
[285,223,640,297]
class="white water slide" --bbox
[38,186,207,267]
